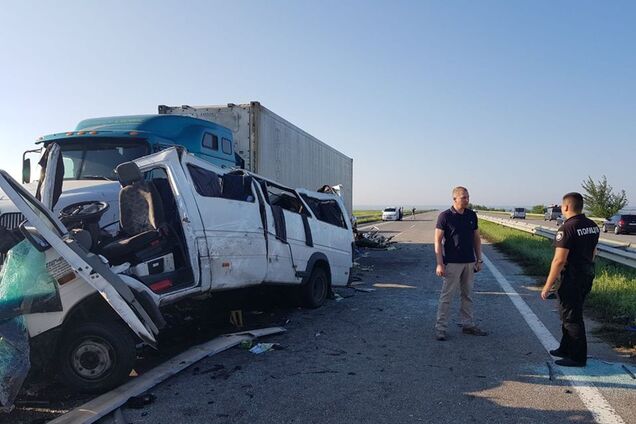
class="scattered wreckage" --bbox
[0,145,353,410]
[354,226,396,249]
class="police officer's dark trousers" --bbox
[557,266,594,364]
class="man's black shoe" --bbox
[555,358,586,367]
[549,349,568,358]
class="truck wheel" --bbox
[302,267,329,309]
[614,226,620,235]
[602,225,607,233]
[58,321,136,393]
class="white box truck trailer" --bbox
[157,102,353,213]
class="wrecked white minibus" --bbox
[0,146,353,409]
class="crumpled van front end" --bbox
[0,168,162,411]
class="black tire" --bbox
[301,266,330,309]
[58,321,136,393]
[603,225,607,233]
[614,226,620,235]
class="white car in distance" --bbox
[382,207,400,221]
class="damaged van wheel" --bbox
[58,321,136,393]
[302,267,329,308]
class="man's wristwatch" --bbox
[477,259,484,263]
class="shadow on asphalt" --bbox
[1,287,307,424]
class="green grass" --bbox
[353,209,434,225]
[353,210,383,224]
[479,219,636,325]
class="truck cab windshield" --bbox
[59,140,148,180]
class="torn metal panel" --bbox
[0,171,157,346]
[35,143,62,209]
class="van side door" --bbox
[183,161,267,289]
[259,182,315,283]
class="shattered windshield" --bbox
[0,240,62,320]
[60,139,148,180]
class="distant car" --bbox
[382,207,400,221]
[556,214,565,226]
[510,208,526,219]
[544,206,562,221]
[602,214,636,235]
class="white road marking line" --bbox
[482,254,626,424]
[357,221,391,230]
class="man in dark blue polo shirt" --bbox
[434,186,487,341]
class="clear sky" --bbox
[1,1,634,209]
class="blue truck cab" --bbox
[26,115,238,182]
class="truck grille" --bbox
[1,212,26,230]
[0,212,26,269]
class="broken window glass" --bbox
[265,184,308,215]
[0,316,29,412]
[221,173,254,202]
[188,164,222,197]
[300,194,347,228]
[188,165,256,203]
[0,239,62,321]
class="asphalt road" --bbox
[481,212,636,246]
[93,211,634,424]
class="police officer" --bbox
[541,192,599,367]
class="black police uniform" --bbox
[554,214,600,364]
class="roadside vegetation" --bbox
[353,209,433,225]
[353,210,383,224]
[582,175,628,219]
[530,204,546,214]
[479,219,636,326]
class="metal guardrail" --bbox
[479,214,636,269]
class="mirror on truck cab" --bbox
[22,158,31,184]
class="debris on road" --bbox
[623,364,636,380]
[124,393,156,409]
[354,264,375,272]
[48,327,285,424]
[355,226,396,249]
[230,310,244,328]
[249,343,278,354]
[354,287,376,293]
